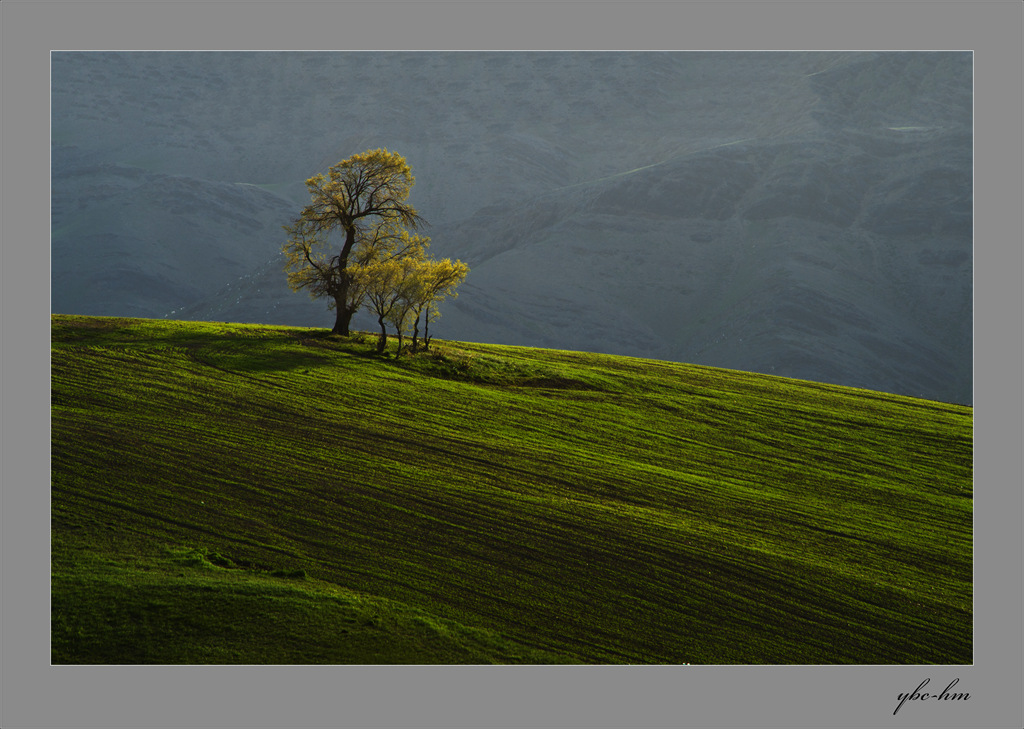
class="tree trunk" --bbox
[332,304,354,336]
[376,316,388,353]
[331,227,359,336]
[410,312,421,352]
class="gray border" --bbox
[3,2,1021,728]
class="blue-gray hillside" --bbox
[50,51,972,403]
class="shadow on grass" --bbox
[52,315,379,374]
[52,315,607,384]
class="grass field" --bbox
[50,314,972,664]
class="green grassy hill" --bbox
[50,314,972,664]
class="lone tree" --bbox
[282,149,425,335]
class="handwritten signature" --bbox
[893,678,970,715]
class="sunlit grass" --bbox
[51,314,972,664]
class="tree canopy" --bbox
[282,149,468,351]
[354,254,470,355]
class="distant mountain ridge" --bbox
[50,51,973,403]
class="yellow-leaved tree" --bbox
[282,149,426,336]
[400,257,470,353]
[351,249,469,356]
[353,253,422,355]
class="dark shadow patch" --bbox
[520,376,602,391]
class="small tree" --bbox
[354,253,469,357]
[406,258,469,352]
[354,254,422,355]
[282,149,424,335]
[382,257,466,355]
[386,270,424,356]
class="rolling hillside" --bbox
[51,315,973,664]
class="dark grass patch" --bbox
[52,546,570,664]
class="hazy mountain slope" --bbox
[51,154,295,318]
[433,126,972,402]
[50,51,973,402]
[50,51,832,215]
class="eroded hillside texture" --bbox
[51,51,973,403]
